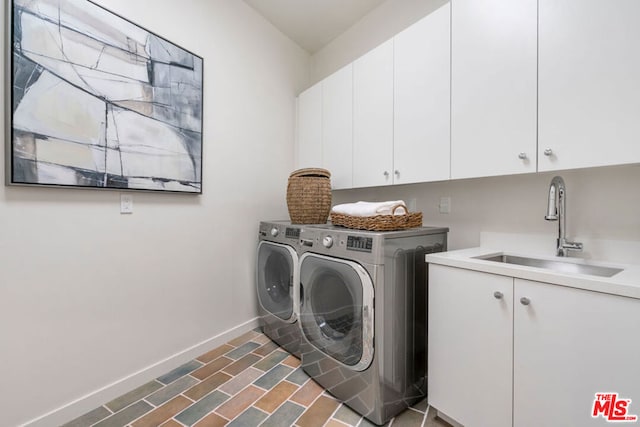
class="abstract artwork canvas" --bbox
[8,0,203,193]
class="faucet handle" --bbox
[563,241,583,251]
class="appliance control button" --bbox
[322,236,334,248]
[270,227,279,237]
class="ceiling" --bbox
[243,0,387,53]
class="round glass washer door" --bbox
[256,241,298,323]
[299,253,374,371]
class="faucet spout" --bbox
[544,176,583,257]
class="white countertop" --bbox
[426,247,640,300]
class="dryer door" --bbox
[299,253,374,371]
[256,241,298,323]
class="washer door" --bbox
[299,253,374,371]
[256,241,298,323]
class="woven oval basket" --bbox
[286,168,332,224]
[330,204,423,231]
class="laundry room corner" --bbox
[0,0,311,425]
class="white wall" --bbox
[1,1,309,426]
[332,165,640,261]
[313,0,640,260]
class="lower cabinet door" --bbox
[428,265,513,427]
[514,279,640,427]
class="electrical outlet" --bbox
[120,194,133,214]
[439,196,451,214]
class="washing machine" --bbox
[297,224,448,425]
[256,220,305,357]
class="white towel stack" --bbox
[331,200,407,217]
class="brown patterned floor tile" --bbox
[184,371,233,401]
[215,385,265,420]
[131,396,192,427]
[197,344,234,364]
[412,398,428,413]
[252,340,279,357]
[105,381,163,412]
[254,381,299,413]
[160,420,183,427]
[222,353,262,376]
[251,334,272,345]
[295,396,340,427]
[425,408,454,427]
[282,355,301,368]
[192,356,234,380]
[218,367,263,395]
[390,408,427,427]
[333,405,362,426]
[94,401,153,427]
[228,330,259,347]
[289,379,324,406]
[194,412,229,427]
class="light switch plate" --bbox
[439,196,451,214]
[120,194,133,214]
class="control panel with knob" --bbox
[322,236,334,248]
[270,227,279,237]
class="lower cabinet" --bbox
[429,264,640,427]
[428,265,513,427]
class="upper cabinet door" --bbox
[450,0,537,179]
[353,40,394,188]
[538,0,640,171]
[296,82,322,169]
[394,3,451,185]
[322,64,353,190]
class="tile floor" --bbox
[62,330,451,427]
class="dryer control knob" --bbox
[322,236,334,248]
[270,227,279,237]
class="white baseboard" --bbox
[22,317,261,427]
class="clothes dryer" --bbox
[297,225,448,425]
[256,221,304,357]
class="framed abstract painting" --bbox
[7,0,203,193]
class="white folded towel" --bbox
[331,200,407,217]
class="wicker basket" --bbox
[286,168,332,224]
[330,204,423,231]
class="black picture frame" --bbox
[6,0,204,193]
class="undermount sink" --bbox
[475,254,624,278]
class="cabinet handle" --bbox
[518,152,527,160]
[493,291,503,299]
[520,297,531,306]
[383,171,389,177]
[543,149,553,156]
[394,170,400,177]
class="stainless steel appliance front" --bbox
[297,225,448,425]
[256,221,304,357]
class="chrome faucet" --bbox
[545,176,583,257]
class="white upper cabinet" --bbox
[538,0,640,171]
[296,82,322,169]
[394,3,451,184]
[451,0,537,179]
[322,64,353,190]
[353,40,394,188]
